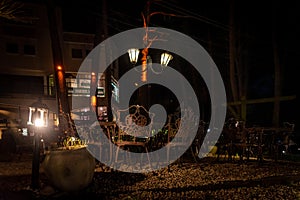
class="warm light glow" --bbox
[141,62,147,82]
[128,48,173,82]
[161,52,173,67]
[91,95,97,107]
[141,49,148,82]
[34,118,44,127]
[28,100,49,128]
[57,65,62,70]
[128,48,140,65]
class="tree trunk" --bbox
[46,0,76,136]
[229,0,239,118]
[272,1,281,128]
[92,0,113,121]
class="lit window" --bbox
[48,74,55,96]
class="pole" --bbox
[31,128,40,190]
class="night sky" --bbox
[59,0,298,120]
[59,0,298,93]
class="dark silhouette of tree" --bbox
[46,0,77,137]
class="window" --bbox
[97,73,105,97]
[97,106,108,121]
[71,48,82,58]
[66,77,77,88]
[6,43,18,54]
[48,74,55,96]
[111,77,119,103]
[0,74,43,94]
[24,44,36,55]
[65,72,91,97]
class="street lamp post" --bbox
[27,98,49,190]
[128,48,173,108]
[126,0,175,108]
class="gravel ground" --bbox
[1,154,300,200]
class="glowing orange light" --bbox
[57,65,62,70]
[91,96,97,107]
[141,48,148,82]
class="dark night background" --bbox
[21,0,298,128]
[60,0,298,124]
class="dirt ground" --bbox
[1,152,300,199]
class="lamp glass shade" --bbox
[27,99,49,127]
[128,48,140,65]
[161,52,173,67]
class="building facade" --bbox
[0,2,111,137]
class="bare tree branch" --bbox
[0,0,23,20]
[0,0,38,23]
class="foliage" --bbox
[58,136,87,150]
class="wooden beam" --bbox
[227,95,296,106]
[227,105,239,119]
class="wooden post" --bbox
[241,96,246,122]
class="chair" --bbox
[114,105,155,169]
[85,122,115,166]
[165,107,198,169]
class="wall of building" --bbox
[0,2,103,132]
[0,3,54,77]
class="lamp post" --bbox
[126,0,175,108]
[27,98,49,190]
[127,48,173,109]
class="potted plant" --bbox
[41,135,96,192]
